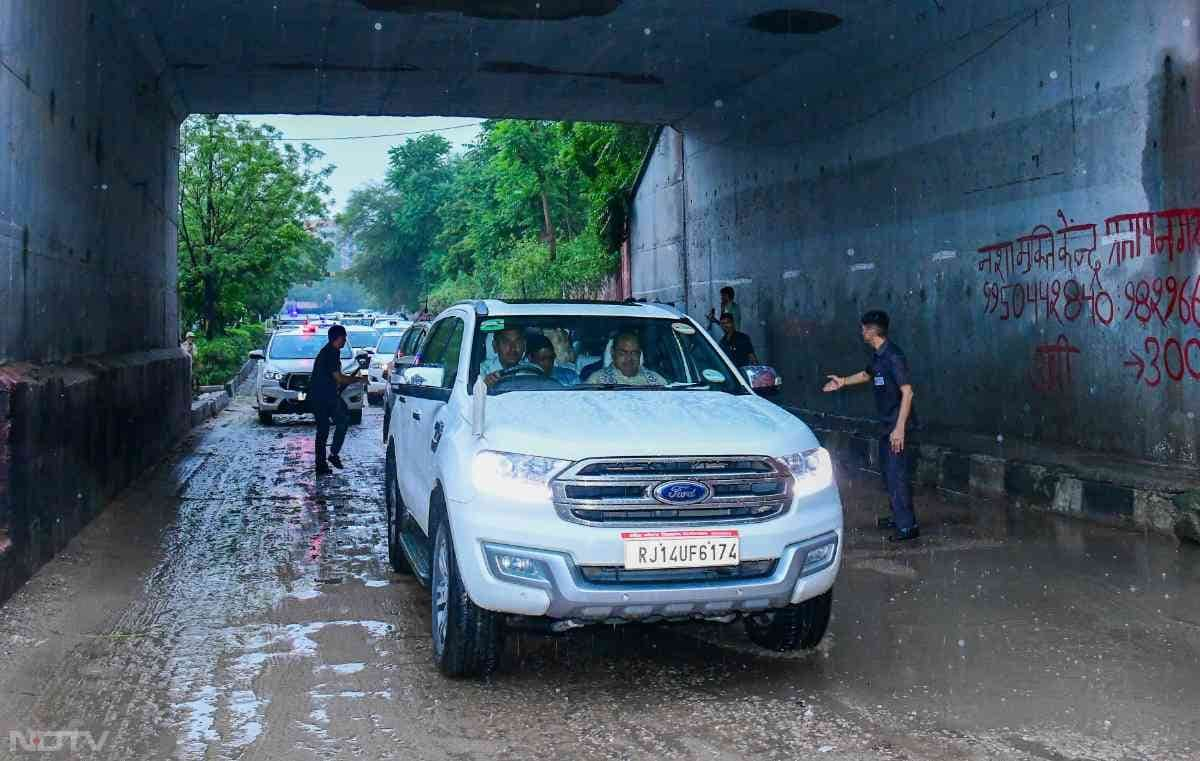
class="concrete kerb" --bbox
[189,358,255,426]
[783,406,1200,544]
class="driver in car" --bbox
[584,332,667,386]
[480,327,539,387]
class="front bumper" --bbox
[446,483,843,620]
[256,384,366,412]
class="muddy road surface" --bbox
[1,394,1198,760]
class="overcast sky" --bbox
[244,115,484,214]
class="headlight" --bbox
[263,368,284,381]
[778,447,834,497]
[471,450,571,502]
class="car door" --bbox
[395,316,461,515]
[409,316,465,529]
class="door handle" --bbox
[412,410,421,421]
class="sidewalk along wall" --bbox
[0,1,189,603]
[629,0,1200,466]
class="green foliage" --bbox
[193,324,267,386]
[178,115,334,338]
[345,120,654,311]
[341,134,454,310]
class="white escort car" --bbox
[250,325,369,425]
[383,300,842,677]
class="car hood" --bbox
[475,390,819,459]
[263,358,357,373]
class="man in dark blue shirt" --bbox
[822,310,919,541]
[311,325,364,475]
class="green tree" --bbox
[342,134,454,310]
[178,115,333,337]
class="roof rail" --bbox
[452,299,489,316]
[497,298,646,307]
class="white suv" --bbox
[250,327,369,425]
[384,300,842,677]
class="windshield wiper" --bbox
[666,382,711,389]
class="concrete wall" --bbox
[631,0,1200,467]
[0,1,189,602]
[630,128,687,307]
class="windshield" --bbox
[468,315,746,394]
[347,328,380,347]
[268,334,352,360]
[376,333,403,353]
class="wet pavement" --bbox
[1,393,1198,761]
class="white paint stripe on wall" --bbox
[689,277,753,288]
[783,270,802,279]
[931,250,957,262]
[849,262,876,272]
[1101,231,1137,247]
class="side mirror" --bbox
[248,350,265,361]
[399,366,445,388]
[741,365,782,396]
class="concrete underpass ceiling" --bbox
[129,0,1050,135]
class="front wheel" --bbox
[431,514,503,678]
[257,411,273,425]
[349,408,363,425]
[744,590,833,652]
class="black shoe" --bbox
[316,463,333,475]
[328,454,344,469]
[887,526,921,542]
[877,516,897,530]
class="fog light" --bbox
[485,546,550,584]
[801,541,837,575]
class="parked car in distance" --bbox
[382,300,842,677]
[373,317,411,332]
[250,325,369,425]
[346,325,381,355]
[381,321,429,440]
[367,331,406,405]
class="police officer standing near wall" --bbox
[823,310,920,541]
[310,325,364,475]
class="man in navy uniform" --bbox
[822,310,919,541]
[310,325,364,475]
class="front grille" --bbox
[578,559,777,585]
[552,455,791,527]
[284,373,310,391]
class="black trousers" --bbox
[879,433,917,530]
[313,397,348,466]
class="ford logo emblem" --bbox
[653,480,711,505]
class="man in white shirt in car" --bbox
[480,327,540,387]
[584,332,666,386]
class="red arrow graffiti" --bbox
[1123,350,1145,383]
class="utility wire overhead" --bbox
[265,121,485,142]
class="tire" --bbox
[368,393,383,407]
[349,408,363,425]
[430,510,504,678]
[257,411,273,425]
[384,446,413,575]
[382,409,391,443]
[744,590,833,652]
